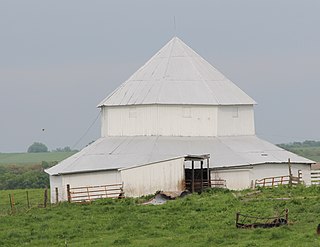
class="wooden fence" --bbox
[211,179,227,188]
[0,189,49,216]
[255,173,301,188]
[185,179,226,192]
[67,183,124,203]
[311,170,320,185]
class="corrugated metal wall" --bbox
[121,158,185,197]
[101,105,255,137]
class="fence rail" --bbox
[0,189,49,216]
[311,170,320,185]
[185,179,226,192]
[67,183,124,203]
[211,179,227,188]
[255,175,301,188]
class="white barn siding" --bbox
[217,105,255,136]
[102,105,218,137]
[102,105,255,137]
[252,163,311,185]
[121,158,185,197]
[211,163,311,190]
[211,169,252,190]
[50,170,121,203]
[49,175,62,203]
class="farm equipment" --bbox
[236,209,288,228]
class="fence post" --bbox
[9,193,15,214]
[44,188,48,208]
[298,170,302,184]
[9,194,12,213]
[236,212,240,227]
[288,158,293,187]
[26,191,30,209]
[55,187,59,204]
[87,187,91,202]
[67,184,71,203]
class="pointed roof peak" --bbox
[98,38,256,107]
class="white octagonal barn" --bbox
[46,37,314,202]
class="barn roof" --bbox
[98,37,256,107]
[46,135,313,176]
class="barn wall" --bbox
[252,163,311,185]
[49,175,62,203]
[211,169,252,190]
[51,170,121,202]
[217,105,255,136]
[102,104,255,137]
[121,158,185,197]
[211,163,311,191]
[101,105,218,137]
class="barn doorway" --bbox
[184,155,210,193]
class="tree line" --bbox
[27,142,77,153]
[278,140,320,149]
[0,162,55,190]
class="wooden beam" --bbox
[192,160,195,193]
[207,158,210,187]
[200,160,204,191]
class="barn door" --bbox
[184,156,210,193]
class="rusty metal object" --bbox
[236,209,289,229]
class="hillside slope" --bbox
[1,186,320,246]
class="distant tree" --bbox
[52,146,77,152]
[27,142,48,153]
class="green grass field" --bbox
[0,188,49,216]
[0,144,319,167]
[1,186,320,246]
[0,152,76,166]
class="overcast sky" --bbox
[0,0,319,152]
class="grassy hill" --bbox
[281,146,320,162]
[0,152,77,190]
[0,152,77,166]
[1,186,320,246]
[278,141,320,162]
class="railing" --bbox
[185,179,226,192]
[311,170,320,185]
[255,175,301,188]
[67,183,124,203]
[211,179,226,188]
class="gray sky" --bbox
[0,0,319,152]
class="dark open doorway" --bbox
[184,155,210,193]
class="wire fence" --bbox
[0,188,50,216]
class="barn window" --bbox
[232,107,239,118]
[183,107,192,118]
[129,107,137,118]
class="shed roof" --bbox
[46,135,313,176]
[98,37,256,107]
